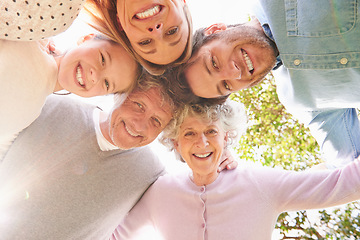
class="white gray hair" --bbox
[159,99,248,161]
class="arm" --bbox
[254,159,360,212]
[111,187,158,240]
[273,66,360,169]
[0,0,84,41]
[305,108,360,168]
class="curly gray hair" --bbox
[159,99,248,162]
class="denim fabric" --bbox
[305,108,360,168]
[256,0,360,167]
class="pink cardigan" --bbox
[112,160,360,240]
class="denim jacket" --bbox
[255,0,360,167]
[256,0,360,110]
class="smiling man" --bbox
[182,0,360,169]
[0,75,174,240]
[185,21,278,98]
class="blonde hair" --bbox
[84,0,193,75]
[159,99,248,161]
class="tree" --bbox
[231,73,360,239]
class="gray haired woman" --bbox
[112,99,360,240]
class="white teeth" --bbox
[136,5,160,19]
[194,153,211,158]
[242,51,254,72]
[125,124,140,137]
[76,66,84,86]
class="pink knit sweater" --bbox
[112,160,360,240]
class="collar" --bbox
[262,24,283,70]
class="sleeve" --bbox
[273,66,360,168]
[110,187,159,240]
[306,108,360,168]
[253,159,360,213]
[0,0,85,41]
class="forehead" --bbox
[181,116,218,129]
[129,87,173,116]
[89,39,128,55]
[129,87,162,103]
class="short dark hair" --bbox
[164,66,229,107]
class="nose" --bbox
[220,61,242,81]
[90,68,100,85]
[195,134,209,148]
[132,114,152,133]
[147,23,163,34]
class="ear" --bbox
[224,132,229,146]
[77,33,96,45]
[172,139,180,152]
[204,23,227,36]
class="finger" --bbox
[218,158,230,172]
[226,160,238,170]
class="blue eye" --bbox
[152,117,161,128]
[134,102,144,111]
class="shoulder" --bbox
[42,95,97,119]
[0,0,85,41]
[149,170,192,192]
[114,145,166,177]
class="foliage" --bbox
[230,73,360,239]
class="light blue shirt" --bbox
[256,0,360,109]
[254,0,360,167]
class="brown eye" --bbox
[223,81,231,91]
[206,129,218,136]
[138,39,152,46]
[166,27,178,36]
[211,56,219,69]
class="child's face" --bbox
[57,35,138,97]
